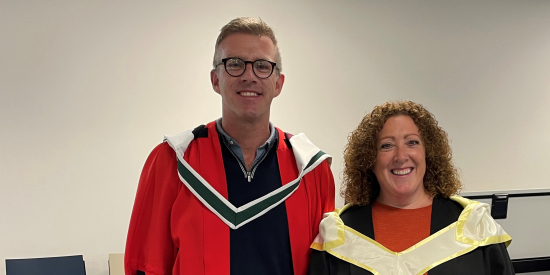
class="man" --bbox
[125,17,335,275]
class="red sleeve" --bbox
[314,161,335,237]
[294,159,335,275]
[125,143,181,275]
[322,161,335,213]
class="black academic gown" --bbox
[308,198,515,275]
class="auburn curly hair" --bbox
[341,101,461,205]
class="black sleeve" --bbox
[431,243,515,275]
[308,249,375,275]
[308,249,331,275]
[483,243,515,275]
[137,271,145,275]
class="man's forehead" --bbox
[218,32,275,45]
[218,33,277,60]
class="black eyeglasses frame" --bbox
[216,57,277,79]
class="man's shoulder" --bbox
[165,122,216,142]
[143,122,215,170]
[161,121,218,155]
[147,142,176,162]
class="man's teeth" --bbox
[240,92,259,97]
[391,168,412,175]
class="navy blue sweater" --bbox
[221,137,294,275]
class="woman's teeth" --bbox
[391,168,412,175]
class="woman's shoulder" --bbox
[430,196,468,232]
[340,203,371,218]
[339,204,375,238]
[433,197,466,217]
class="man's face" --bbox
[211,33,285,123]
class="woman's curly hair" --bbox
[341,101,461,205]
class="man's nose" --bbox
[240,63,258,82]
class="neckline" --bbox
[373,201,433,211]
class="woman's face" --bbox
[373,115,427,203]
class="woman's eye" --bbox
[380,143,393,150]
[408,140,420,146]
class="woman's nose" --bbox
[393,146,408,163]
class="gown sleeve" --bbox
[308,249,376,275]
[124,143,182,275]
[318,160,335,220]
[482,243,515,275]
[429,242,516,274]
[306,162,337,275]
[308,249,332,275]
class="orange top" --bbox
[372,201,432,253]
[372,202,432,275]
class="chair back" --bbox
[108,253,124,275]
[5,255,86,275]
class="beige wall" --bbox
[1,1,549,274]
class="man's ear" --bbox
[211,69,221,94]
[274,73,285,98]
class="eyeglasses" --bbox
[216,57,277,79]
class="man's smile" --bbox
[238,91,260,97]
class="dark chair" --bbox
[5,255,86,275]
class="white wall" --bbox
[1,1,549,274]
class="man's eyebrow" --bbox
[222,55,242,59]
[225,56,272,62]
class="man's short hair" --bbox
[213,17,282,74]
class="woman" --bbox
[309,101,514,275]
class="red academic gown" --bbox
[125,121,335,275]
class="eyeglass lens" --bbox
[225,58,273,78]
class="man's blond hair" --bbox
[213,17,282,73]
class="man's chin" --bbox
[238,111,267,123]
